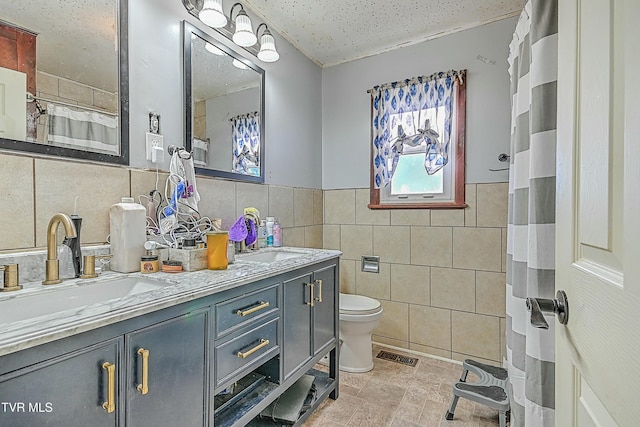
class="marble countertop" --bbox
[0,247,341,357]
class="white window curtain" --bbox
[370,69,464,188]
[230,111,260,176]
[506,1,557,426]
[46,103,118,155]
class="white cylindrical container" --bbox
[265,216,275,247]
[109,197,147,273]
[273,219,282,247]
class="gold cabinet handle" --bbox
[236,301,270,316]
[315,279,323,303]
[306,283,315,307]
[102,362,115,413]
[136,348,149,395]
[237,339,270,359]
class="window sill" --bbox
[368,201,467,210]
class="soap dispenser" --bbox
[62,197,83,277]
[62,214,82,277]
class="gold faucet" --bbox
[0,264,22,292]
[43,213,77,285]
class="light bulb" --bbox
[232,10,257,47]
[205,42,225,55]
[258,32,279,62]
[232,58,249,70]
[199,0,227,28]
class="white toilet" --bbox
[339,293,383,373]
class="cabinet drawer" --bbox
[215,284,279,338]
[214,317,279,387]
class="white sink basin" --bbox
[0,276,170,324]
[239,250,306,263]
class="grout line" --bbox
[32,158,37,247]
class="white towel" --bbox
[169,149,200,215]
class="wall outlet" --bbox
[146,132,164,162]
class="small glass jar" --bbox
[207,231,229,270]
[227,242,235,264]
[140,254,159,273]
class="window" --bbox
[369,70,466,209]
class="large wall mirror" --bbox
[0,0,129,165]
[184,21,265,183]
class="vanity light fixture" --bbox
[230,3,257,47]
[183,0,279,62]
[199,0,227,28]
[256,23,279,63]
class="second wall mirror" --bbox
[184,21,265,183]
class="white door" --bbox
[0,66,27,141]
[556,0,640,426]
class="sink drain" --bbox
[376,350,418,367]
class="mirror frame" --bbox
[183,21,265,184]
[0,0,129,165]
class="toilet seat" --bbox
[340,293,382,316]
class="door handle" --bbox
[237,339,270,359]
[236,301,270,316]
[306,283,315,307]
[526,290,569,329]
[137,348,149,395]
[102,362,116,413]
[315,279,323,303]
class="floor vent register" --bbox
[375,350,418,367]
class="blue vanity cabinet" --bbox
[312,265,337,356]
[282,271,314,379]
[0,303,210,427]
[125,309,209,427]
[0,338,121,427]
[282,263,338,380]
[0,253,341,427]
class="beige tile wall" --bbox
[324,185,508,364]
[0,153,323,252]
[0,150,507,365]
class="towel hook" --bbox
[490,153,510,172]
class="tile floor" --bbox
[303,345,501,427]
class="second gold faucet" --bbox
[43,213,77,285]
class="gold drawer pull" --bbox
[236,301,270,316]
[137,348,149,395]
[102,362,116,413]
[306,283,315,307]
[237,339,270,359]
[315,279,323,303]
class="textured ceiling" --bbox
[243,0,523,67]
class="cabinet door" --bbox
[282,273,313,379]
[126,310,208,427]
[313,265,337,355]
[0,339,120,427]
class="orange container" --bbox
[207,231,229,270]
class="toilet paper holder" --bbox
[361,256,380,273]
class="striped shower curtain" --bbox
[506,1,557,426]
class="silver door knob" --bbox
[526,290,569,329]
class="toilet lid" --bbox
[340,293,382,315]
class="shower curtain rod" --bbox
[26,93,117,116]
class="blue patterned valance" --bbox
[370,69,465,189]
[231,111,260,176]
